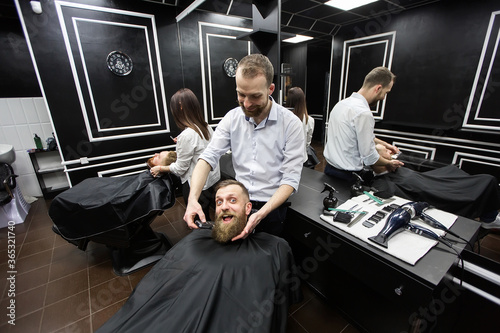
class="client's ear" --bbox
[245,201,252,216]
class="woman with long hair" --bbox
[150,88,220,219]
[286,87,316,166]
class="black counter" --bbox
[284,167,480,333]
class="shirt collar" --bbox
[351,92,370,109]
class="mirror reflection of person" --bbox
[184,54,305,240]
[286,87,315,166]
[324,67,403,183]
[150,88,220,219]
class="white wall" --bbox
[0,97,55,197]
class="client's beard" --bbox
[212,212,247,244]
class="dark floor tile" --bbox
[89,276,132,312]
[51,241,87,263]
[49,249,88,281]
[291,296,351,333]
[481,233,500,253]
[150,213,170,229]
[0,284,46,324]
[15,249,52,275]
[478,247,500,263]
[40,290,90,333]
[86,243,112,268]
[0,263,7,299]
[23,224,55,244]
[45,269,89,306]
[286,316,309,333]
[289,283,316,314]
[54,232,72,247]
[0,308,42,333]
[163,200,187,223]
[52,316,92,333]
[343,324,362,333]
[17,233,55,258]
[88,260,118,288]
[26,211,53,232]
[15,264,50,293]
[91,298,127,331]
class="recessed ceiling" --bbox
[151,0,441,45]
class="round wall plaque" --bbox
[107,51,133,76]
[223,57,238,77]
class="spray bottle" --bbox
[321,182,338,210]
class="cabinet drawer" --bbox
[285,211,434,311]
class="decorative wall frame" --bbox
[463,10,500,132]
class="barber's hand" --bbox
[150,166,162,177]
[183,200,205,229]
[386,159,404,172]
[231,210,262,241]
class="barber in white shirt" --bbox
[324,66,403,182]
[183,54,305,240]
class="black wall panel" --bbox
[0,2,41,98]
[14,0,253,185]
[15,0,183,184]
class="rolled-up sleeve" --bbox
[280,115,305,191]
[199,114,231,170]
[354,112,379,166]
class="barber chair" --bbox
[49,171,176,276]
[0,162,31,229]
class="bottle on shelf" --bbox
[34,133,43,150]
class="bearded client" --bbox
[96,179,302,333]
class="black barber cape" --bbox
[372,165,500,219]
[96,229,302,333]
[49,171,175,240]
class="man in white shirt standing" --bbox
[183,54,305,240]
[324,66,403,183]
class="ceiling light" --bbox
[283,35,314,44]
[325,0,379,11]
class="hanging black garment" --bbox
[372,165,500,219]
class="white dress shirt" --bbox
[169,126,220,190]
[200,99,305,202]
[324,93,379,171]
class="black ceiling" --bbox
[1,0,441,44]
[151,0,441,45]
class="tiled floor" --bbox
[0,140,499,333]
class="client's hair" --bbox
[147,151,177,169]
[215,179,250,202]
[170,88,210,140]
[286,87,310,124]
[362,67,396,89]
